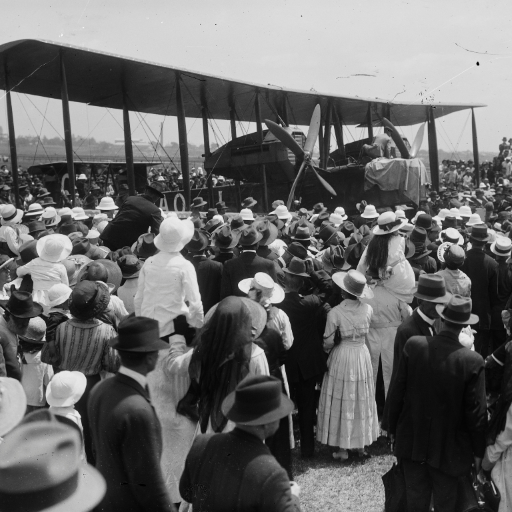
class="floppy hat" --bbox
[413,274,452,303]
[491,237,512,257]
[439,227,464,245]
[214,225,240,249]
[221,374,294,426]
[360,204,379,219]
[0,421,106,512]
[435,295,479,325]
[46,371,87,407]
[110,315,171,352]
[469,224,490,242]
[47,283,73,309]
[240,208,255,222]
[71,206,89,220]
[466,213,484,227]
[270,204,292,220]
[97,197,119,211]
[333,206,348,221]
[0,290,43,318]
[154,217,194,253]
[69,281,110,321]
[41,207,61,228]
[241,197,257,208]
[238,272,285,304]
[185,229,209,252]
[0,377,27,436]
[24,203,44,218]
[254,219,278,246]
[373,211,404,235]
[190,197,207,208]
[332,269,373,299]
[117,254,143,279]
[283,256,309,277]
[239,226,263,246]
[37,234,73,263]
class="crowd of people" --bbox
[0,163,512,511]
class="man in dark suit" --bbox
[88,316,176,512]
[180,374,301,511]
[462,224,499,358]
[100,183,165,251]
[185,229,222,315]
[212,225,240,265]
[220,227,278,299]
[276,257,327,458]
[386,296,487,511]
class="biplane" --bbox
[0,39,485,212]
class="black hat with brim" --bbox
[146,182,165,199]
[0,290,43,318]
[109,314,169,352]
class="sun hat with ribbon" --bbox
[240,208,255,222]
[36,234,73,263]
[413,274,452,303]
[361,204,379,219]
[332,269,373,299]
[154,217,194,253]
[0,205,23,226]
[221,374,294,426]
[0,377,27,436]
[0,421,106,511]
[372,211,405,235]
[435,295,478,325]
[41,207,61,228]
[238,272,285,304]
[46,371,87,408]
[97,197,119,211]
[491,237,512,257]
[24,203,44,218]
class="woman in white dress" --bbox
[317,270,379,461]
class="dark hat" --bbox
[40,196,56,206]
[110,315,169,352]
[312,202,326,213]
[206,208,218,220]
[59,223,81,236]
[442,216,458,230]
[271,200,284,210]
[241,197,257,209]
[469,224,489,242]
[239,227,262,246]
[291,225,312,241]
[186,229,209,252]
[286,242,308,260]
[134,233,158,259]
[283,257,309,277]
[410,226,428,245]
[254,219,278,246]
[415,213,433,231]
[146,181,165,198]
[413,274,452,303]
[342,236,365,269]
[190,197,207,208]
[435,295,478,325]
[444,244,466,266]
[221,374,294,426]
[16,240,38,265]
[340,221,356,238]
[215,201,227,211]
[69,281,110,321]
[317,224,337,244]
[0,289,43,318]
[230,214,245,231]
[204,217,224,234]
[214,225,240,249]
[27,220,46,236]
[76,259,122,293]
[1,185,10,192]
[35,188,51,198]
[313,211,330,228]
[117,254,142,279]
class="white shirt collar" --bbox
[118,366,147,389]
[242,250,256,253]
[417,307,435,326]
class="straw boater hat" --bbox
[24,203,44,218]
[0,422,106,512]
[46,371,87,408]
[372,211,405,236]
[0,377,27,436]
[97,197,119,211]
[238,272,285,304]
[37,234,73,263]
[154,217,194,253]
[435,295,478,325]
[491,237,512,258]
[332,270,374,299]
[221,374,294,426]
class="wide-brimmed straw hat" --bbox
[0,421,106,512]
[435,295,479,325]
[221,374,294,426]
[238,272,285,304]
[0,205,23,226]
[413,274,452,303]
[332,270,373,299]
[154,217,194,253]
[0,377,27,436]
[372,211,405,235]
[36,234,73,263]
[46,371,87,407]
[69,281,110,321]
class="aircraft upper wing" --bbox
[0,39,485,127]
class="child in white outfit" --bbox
[17,234,72,306]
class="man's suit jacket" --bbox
[101,195,163,251]
[220,251,278,299]
[191,255,223,315]
[386,331,487,477]
[462,248,499,329]
[257,246,279,261]
[180,428,300,512]
[276,292,327,383]
[88,373,174,512]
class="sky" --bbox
[1,0,511,159]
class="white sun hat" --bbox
[0,205,24,226]
[46,371,87,407]
[154,216,194,253]
[41,207,61,228]
[329,213,344,227]
[466,213,485,227]
[334,207,348,221]
[459,205,472,218]
[240,208,255,222]
[72,207,89,221]
[270,204,292,220]
[372,211,405,236]
[238,272,285,304]
[360,204,379,219]
[97,197,119,211]
[36,234,73,263]
[24,203,44,218]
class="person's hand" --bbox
[290,481,300,497]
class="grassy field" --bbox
[291,437,394,512]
